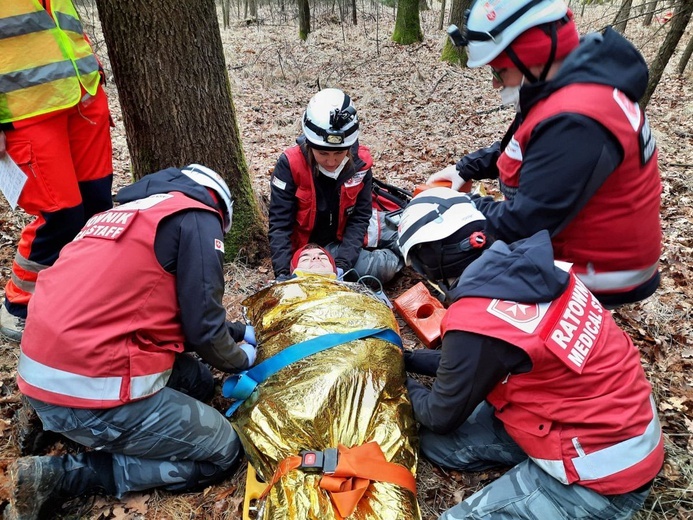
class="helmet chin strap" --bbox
[504,21,559,84]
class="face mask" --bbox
[318,156,349,179]
[499,76,525,112]
[500,85,521,111]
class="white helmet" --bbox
[302,88,360,150]
[181,164,234,233]
[397,187,486,269]
[465,0,569,67]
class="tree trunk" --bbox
[643,0,659,26]
[642,0,693,107]
[678,34,693,74]
[247,0,257,21]
[441,0,472,65]
[438,0,447,31]
[351,0,357,25]
[298,0,311,40]
[613,0,633,33]
[221,0,231,29]
[392,0,423,44]
[94,0,268,262]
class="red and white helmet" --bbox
[302,88,360,150]
[465,0,569,67]
[181,164,234,233]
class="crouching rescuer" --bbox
[7,165,256,520]
[397,187,664,519]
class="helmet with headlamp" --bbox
[302,88,360,150]
[181,164,234,234]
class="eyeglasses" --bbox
[491,68,506,84]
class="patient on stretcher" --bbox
[224,244,420,519]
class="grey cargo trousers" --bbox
[421,402,652,520]
[28,353,240,497]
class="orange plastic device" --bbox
[413,179,473,196]
[394,282,446,348]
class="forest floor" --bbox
[0,3,692,519]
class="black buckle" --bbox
[299,448,339,475]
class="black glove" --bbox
[403,349,441,376]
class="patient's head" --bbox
[291,244,337,276]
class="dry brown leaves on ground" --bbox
[0,3,692,519]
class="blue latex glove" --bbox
[240,343,257,367]
[337,267,344,279]
[243,325,256,346]
[275,273,293,282]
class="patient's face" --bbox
[294,247,335,275]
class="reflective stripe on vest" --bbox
[0,1,101,123]
[532,396,661,484]
[575,261,659,292]
[17,350,171,402]
[0,11,55,39]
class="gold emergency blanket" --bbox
[233,276,420,519]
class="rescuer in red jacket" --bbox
[269,88,403,284]
[429,0,662,307]
[6,166,255,520]
[0,0,114,342]
[397,187,664,519]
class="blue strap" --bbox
[223,328,402,417]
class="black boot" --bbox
[13,396,60,456]
[6,452,116,520]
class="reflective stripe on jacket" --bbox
[441,265,664,494]
[17,192,217,408]
[0,0,101,123]
[284,144,372,252]
[496,84,661,294]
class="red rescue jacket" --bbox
[496,84,661,294]
[284,144,372,252]
[17,192,216,408]
[442,266,663,494]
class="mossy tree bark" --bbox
[441,0,472,65]
[392,0,423,45]
[298,0,311,40]
[94,0,269,263]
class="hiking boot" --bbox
[0,305,25,342]
[7,456,65,520]
[14,396,58,456]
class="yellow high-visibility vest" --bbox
[0,0,101,124]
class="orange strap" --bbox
[260,442,417,518]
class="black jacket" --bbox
[406,231,569,434]
[268,136,373,277]
[461,28,650,241]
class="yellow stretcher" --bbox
[243,464,266,520]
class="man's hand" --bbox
[426,164,465,191]
[240,343,257,367]
[0,131,6,156]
